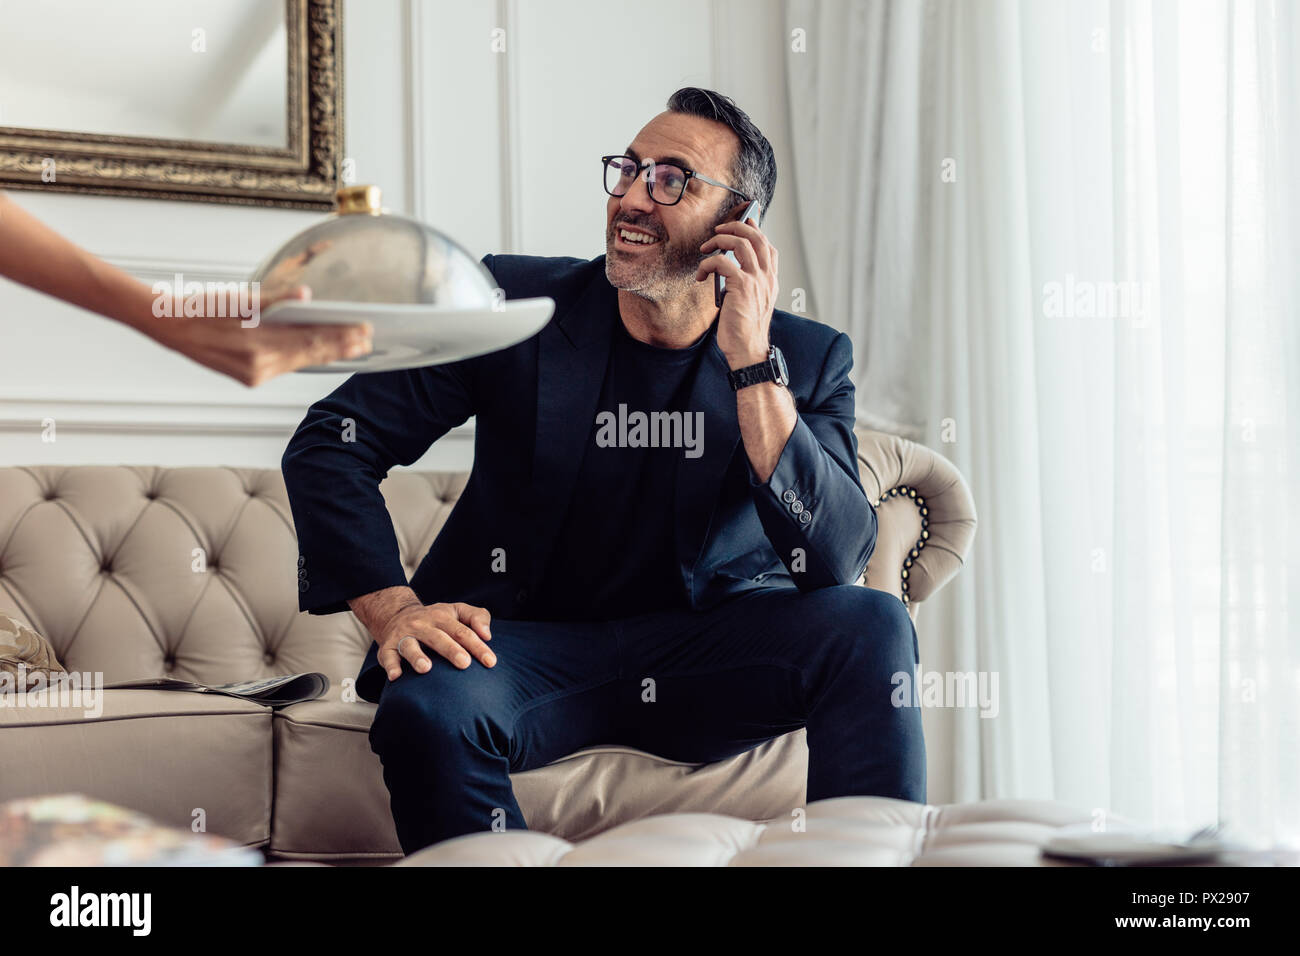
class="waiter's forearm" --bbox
[0,191,156,328]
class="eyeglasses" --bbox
[601,154,750,206]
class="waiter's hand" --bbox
[0,192,372,387]
[694,203,778,369]
[143,286,373,387]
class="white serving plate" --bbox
[260,297,555,372]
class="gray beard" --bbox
[605,223,717,304]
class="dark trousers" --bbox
[366,584,926,853]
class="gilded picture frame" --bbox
[0,0,343,210]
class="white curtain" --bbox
[786,0,1299,847]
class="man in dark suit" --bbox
[282,88,925,854]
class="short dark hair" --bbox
[665,87,776,224]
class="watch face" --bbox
[770,347,789,386]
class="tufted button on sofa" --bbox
[0,428,978,864]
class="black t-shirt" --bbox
[532,318,711,620]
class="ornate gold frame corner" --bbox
[0,0,343,210]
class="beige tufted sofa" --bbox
[0,427,976,864]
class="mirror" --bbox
[0,0,341,209]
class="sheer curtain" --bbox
[785,0,1298,846]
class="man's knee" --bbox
[368,668,509,758]
[811,585,919,670]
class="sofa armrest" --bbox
[854,427,976,613]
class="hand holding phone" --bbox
[714,200,763,309]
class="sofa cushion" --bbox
[270,697,808,862]
[511,730,807,843]
[396,797,1096,866]
[270,699,396,862]
[0,689,271,847]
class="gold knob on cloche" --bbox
[335,184,383,216]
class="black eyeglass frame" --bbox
[601,154,750,207]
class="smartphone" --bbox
[714,200,762,308]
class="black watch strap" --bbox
[728,362,774,390]
[728,346,788,391]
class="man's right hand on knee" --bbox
[349,586,496,680]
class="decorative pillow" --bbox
[0,611,67,689]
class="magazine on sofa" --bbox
[104,672,329,707]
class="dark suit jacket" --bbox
[281,253,876,703]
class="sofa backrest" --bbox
[0,433,972,686]
[0,465,466,689]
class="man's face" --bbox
[605,112,740,302]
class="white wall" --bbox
[0,0,809,473]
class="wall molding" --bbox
[403,0,427,222]
[0,394,475,440]
[496,0,522,253]
[711,0,726,92]
[98,253,258,284]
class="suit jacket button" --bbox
[782,489,796,503]
[800,510,812,524]
[791,500,804,514]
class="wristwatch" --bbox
[728,345,789,391]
